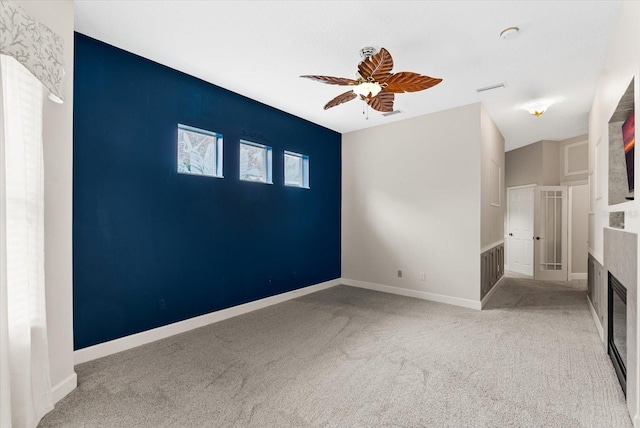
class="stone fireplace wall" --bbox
[604,228,637,417]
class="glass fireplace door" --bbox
[608,272,627,394]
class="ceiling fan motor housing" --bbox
[359,47,377,60]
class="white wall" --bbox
[506,136,587,188]
[589,2,640,262]
[588,0,640,423]
[505,142,543,188]
[559,134,589,184]
[342,103,482,303]
[480,105,505,250]
[570,184,589,276]
[504,139,560,187]
[16,0,76,403]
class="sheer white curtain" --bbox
[0,54,53,427]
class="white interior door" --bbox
[534,186,568,281]
[507,186,535,276]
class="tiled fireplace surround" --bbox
[603,228,638,419]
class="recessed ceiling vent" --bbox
[382,110,403,117]
[476,83,505,93]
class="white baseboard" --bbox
[74,278,341,364]
[481,275,505,309]
[570,273,588,280]
[51,372,77,404]
[587,295,604,344]
[342,278,482,310]
[634,413,640,428]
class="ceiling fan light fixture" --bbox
[353,81,382,98]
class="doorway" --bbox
[507,185,535,277]
[507,184,570,280]
[533,186,568,281]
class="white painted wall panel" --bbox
[16,0,76,402]
[342,103,482,302]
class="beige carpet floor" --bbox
[39,278,632,427]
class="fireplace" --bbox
[608,272,627,394]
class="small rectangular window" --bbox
[284,151,310,189]
[177,124,223,178]
[240,140,272,184]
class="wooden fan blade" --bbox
[324,90,357,110]
[366,92,395,113]
[300,75,359,86]
[358,47,393,82]
[382,72,442,93]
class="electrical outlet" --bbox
[158,299,166,311]
[419,272,426,281]
[397,270,402,278]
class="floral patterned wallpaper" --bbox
[0,1,65,102]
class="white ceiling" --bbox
[74,1,621,151]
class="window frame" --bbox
[239,139,273,184]
[177,123,224,178]
[284,150,310,189]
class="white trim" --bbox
[568,186,573,278]
[570,273,588,280]
[481,239,504,254]
[481,275,505,309]
[74,278,341,364]
[587,295,604,344]
[561,179,589,187]
[608,200,635,212]
[589,250,604,265]
[51,372,77,404]
[564,140,589,176]
[507,183,537,191]
[342,278,482,310]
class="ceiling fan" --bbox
[301,47,442,114]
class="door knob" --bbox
[535,236,542,240]
[509,233,513,236]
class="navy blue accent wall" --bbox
[73,33,341,350]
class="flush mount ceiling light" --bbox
[528,105,548,117]
[518,98,562,118]
[526,101,553,117]
[500,26,519,39]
